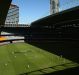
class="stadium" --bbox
[0,0,79,75]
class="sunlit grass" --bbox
[0,42,78,75]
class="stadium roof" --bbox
[0,0,12,26]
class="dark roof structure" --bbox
[0,0,12,26]
[31,6,79,28]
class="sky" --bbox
[12,0,50,24]
[12,0,79,24]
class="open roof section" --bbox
[0,0,12,26]
[31,6,79,28]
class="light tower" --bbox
[50,0,59,15]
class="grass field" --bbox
[0,42,78,75]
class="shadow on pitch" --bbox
[25,40,79,64]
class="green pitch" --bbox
[0,42,78,75]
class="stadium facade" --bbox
[5,4,19,24]
[50,0,59,15]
